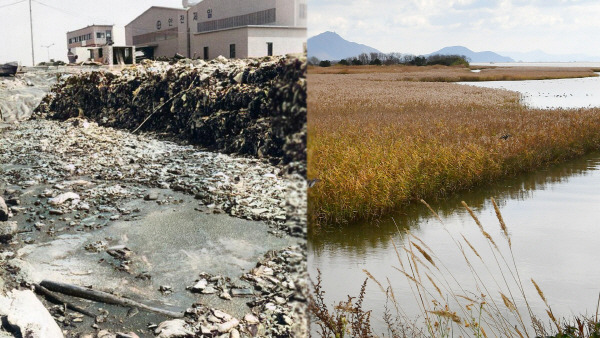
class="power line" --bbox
[0,0,25,9]
[32,0,112,24]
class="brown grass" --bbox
[308,69,600,225]
[308,64,598,82]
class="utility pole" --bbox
[29,0,35,66]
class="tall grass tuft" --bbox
[310,198,600,337]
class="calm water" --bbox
[309,75,600,335]
[459,73,600,109]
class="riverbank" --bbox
[308,68,600,225]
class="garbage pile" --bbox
[0,72,57,123]
[35,55,307,174]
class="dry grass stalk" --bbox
[411,241,436,267]
[427,310,462,324]
[421,199,444,224]
[500,292,517,312]
[363,269,386,294]
[426,273,444,299]
[491,197,511,246]
[531,279,549,307]
[461,234,482,259]
[462,201,500,250]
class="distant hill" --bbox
[501,50,600,62]
[308,31,381,61]
[429,46,514,63]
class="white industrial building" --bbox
[124,0,306,60]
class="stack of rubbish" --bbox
[35,55,307,174]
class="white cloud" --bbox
[309,0,600,56]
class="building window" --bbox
[207,9,212,18]
[203,46,209,60]
[156,20,162,30]
[180,14,185,23]
[99,48,103,58]
[267,42,273,56]
[106,30,112,38]
[198,8,276,33]
[299,4,307,19]
[168,18,173,27]
[193,12,198,21]
[229,44,235,58]
[97,32,105,39]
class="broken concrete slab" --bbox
[0,289,64,338]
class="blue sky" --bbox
[308,0,600,56]
[0,0,183,65]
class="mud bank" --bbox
[34,56,307,174]
[0,118,307,337]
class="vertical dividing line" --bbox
[29,0,35,66]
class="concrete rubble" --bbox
[0,289,64,337]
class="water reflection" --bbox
[310,153,600,254]
[309,152,600,334]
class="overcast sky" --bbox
[308,0,600,56]
[0,0,183,65]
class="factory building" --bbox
[124,7,189,60]
[124,0,306,60]
[66,24,134,65]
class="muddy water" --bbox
[309,75,600,335]
[14,190,298,332]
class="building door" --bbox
[267,42,273,56]
[229,44,236,58]
[204,47,209,60]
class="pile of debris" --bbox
[34,55,307,174]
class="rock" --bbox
[213,309,232,321]
[229,329,240,338]
[48,192,80,205]
[155,319,193,338]
[0,289,64,338]
[0,221,17,243]
[217,319,239,333]
[144,191,159,201]
[219,291,232,300]
[191,279,207,292]
[0,197,9,221]
[244,313,260,325]
[231,288,254,297]
[201,285,217,294]
[97,330,117,338]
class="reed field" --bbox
[308,67,600,225]
[308,64,598,82]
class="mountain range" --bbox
[428,46,514,63]
[307,31,381,61]
[308,32,600,63]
